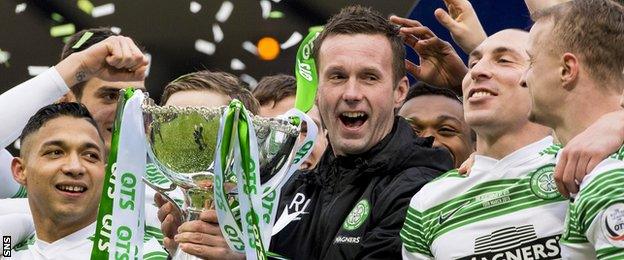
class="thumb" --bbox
[434,8,456,31]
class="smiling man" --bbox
[267,5,453,260]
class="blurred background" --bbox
[0,0,531,103]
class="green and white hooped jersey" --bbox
[557,145,624,259]
[401,137,569,259]
[10,222,168,260]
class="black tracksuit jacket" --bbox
[269,117,453,259]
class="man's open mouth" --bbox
[56,184,87,193]
[339,112,368,128]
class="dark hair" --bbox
[532,0,624,86]
[160,70,260,114]
[20,103,102,156]
[405,82,462,104]
[312,5,406,86]
[252,74,297,106]
[61,28,145,99]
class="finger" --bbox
[179,242,229,259]
[154,193,166,207]
[586,157,602,176]
[389,15,423,27]
[563,151,580,196]
[163,237,178,254]
[178,220,222,235]
[105,37,124,68]
[404,59,421,79]
[434,8,456,31]
[199,210,219,224]
[572,153,591,194]
[554,152,570,197]
[157,201,174,222]
[119,37,137,69]
[162,213,181,238]
[174,232,228,248]
[114,38,132,69]
[399,26,435,41]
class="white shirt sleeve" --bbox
[0,67,69,149]
[0,213,34,247]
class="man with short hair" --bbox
[253,74,297,117]
[399,83,475,168]
[156,5,452,260]
[522,0,624,256]
[10,103,166,259]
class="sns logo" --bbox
[3,236,10,257]
[603,203,624,247]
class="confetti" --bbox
[51,13,64,22]
[92,3,115,18]
[15,3,27,14]
[212,24,223,43]
[271,0,282,3]
[111,26,121,34]
[190,1,201,13]
[72,31,94,49]
[240,74,257,89]
[269,11,284,19]
[215,1,233,23]
[242,41,258,55]
[77,0,94,14]
[50,24,76,37]
[28,66,49,76]
[260,0,271,19]
[230,58,245,70]
[280,31,302,49]
[0,49,10,67]
[195,39,216,55]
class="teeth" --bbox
[341,112,365,118]
[58,185,85,192]
[472,91,493,98]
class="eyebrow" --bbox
[40,140,102,152]
[406,114,463,126]
[96,86,147,95]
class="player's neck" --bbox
[476,122,550,160]
[33,212,96,243]
[555,90,621,146]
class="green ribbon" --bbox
[72,31,94,49]
[90,88,135,260]
[294,26,323,114]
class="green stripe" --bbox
[571,169,624,234]
[11,185,27,198]
[143,251,168,260]
[597,247,624,260]
[400,208,430,256]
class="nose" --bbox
[519,69,529,88]
[470,60,492,82]
[419,128,436,139]
[61,153,86,177]
[342,79,363,105]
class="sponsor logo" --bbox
[439,200,470,225]
[342,199,370,231]
[459,225,561,260]
[3,236,10,257]
[476,190,510,208]
[272,193,311,235]
[334,236,361,244]
[603,203,624,247]
[530,165,560,200]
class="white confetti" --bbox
[230,58,245,71]
[280,31,303,49]
[15,3,27,14]
[91,3,115,18]
[240,74,257,89]
[144,53,152,77]
[242,41,257,55]
[260,0,271,19]
[190,1,201,13]
[212,24,223,43]
[215,1,233,23]
[14,139,20,150]
[110,26,121,34]
[195,39,216,55]
[271,0,281,2]
[28,66,49,76]
[0,49,10,64]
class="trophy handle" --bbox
[142,177,185,217]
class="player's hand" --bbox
[554,110,624,197]
[175,210,244,260]
[155,193,182,254]
[458,152,475,176]
[390,15,467,94]
[434,0,487,54]
[56,35,148,87]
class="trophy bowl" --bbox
[142,98,301,222]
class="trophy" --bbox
[141,98,301,259]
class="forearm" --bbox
[0,68,69,148]
[0,149,21,199]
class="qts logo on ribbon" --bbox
[603,203,624,247]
